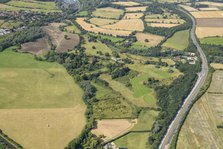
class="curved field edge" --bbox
[175,69,223,149]
[0,47,86,149]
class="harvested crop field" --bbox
[43,23,80,52]
[177,70,223,149]
[112,1,140,6]
[92,7,124,19]
[145,18,185,24]
[136,33,164,47]
[0,47,86,149]
[149,23,180,28]
[125,6,147,12]
[123,13,144,19]
[92,119,136,141]
[191,11,223,18]
[102,19,144,31]
[199,7,220,11]
[20,38,49,55]
[196,27,223,38]
[76,18,131,36]
[196,18,223,27]
[0,107,85,149]
[89,18,118,26]
[210,63,223,69]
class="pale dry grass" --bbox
[76,18,132,36]
[102,19,144,31]
[196,27,223,38]
[149,23,180,28]
[199,7,219,11]
[177,70,223,149]
[89,18,118,26]
[210,63,223,70]
[123,13,144,19]
[191,11,223,18]
[179,4,198,12]
[145,18,185,24]
[136,32,164,47]
[112,1,140,6]
[125,6,147,12]
[0,107,86,149]
[92,119,137,141]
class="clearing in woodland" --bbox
[0,47,86,149]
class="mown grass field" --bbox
[0,47,86,149]
[0,0,61,13]
[177,70,223,149]
[163,30,189,50]
[115,132,149,149]
[132,109,158,131]
[200,37,223,45]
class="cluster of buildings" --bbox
[173,52,198,65]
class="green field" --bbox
[0,20,22,29]
[127,63,181,107]
[0,0,61,13]
[200,37,223,45]
[92,81,136,119]
[65,24,81,34]
[132,109,158,131]
[92,7,124,19]
[0,46,83,109]
[163,30,189,50]
[83,37,112,56]
[115,132,149,149]
[77,11,88,17]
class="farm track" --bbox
[159,8,209,149]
